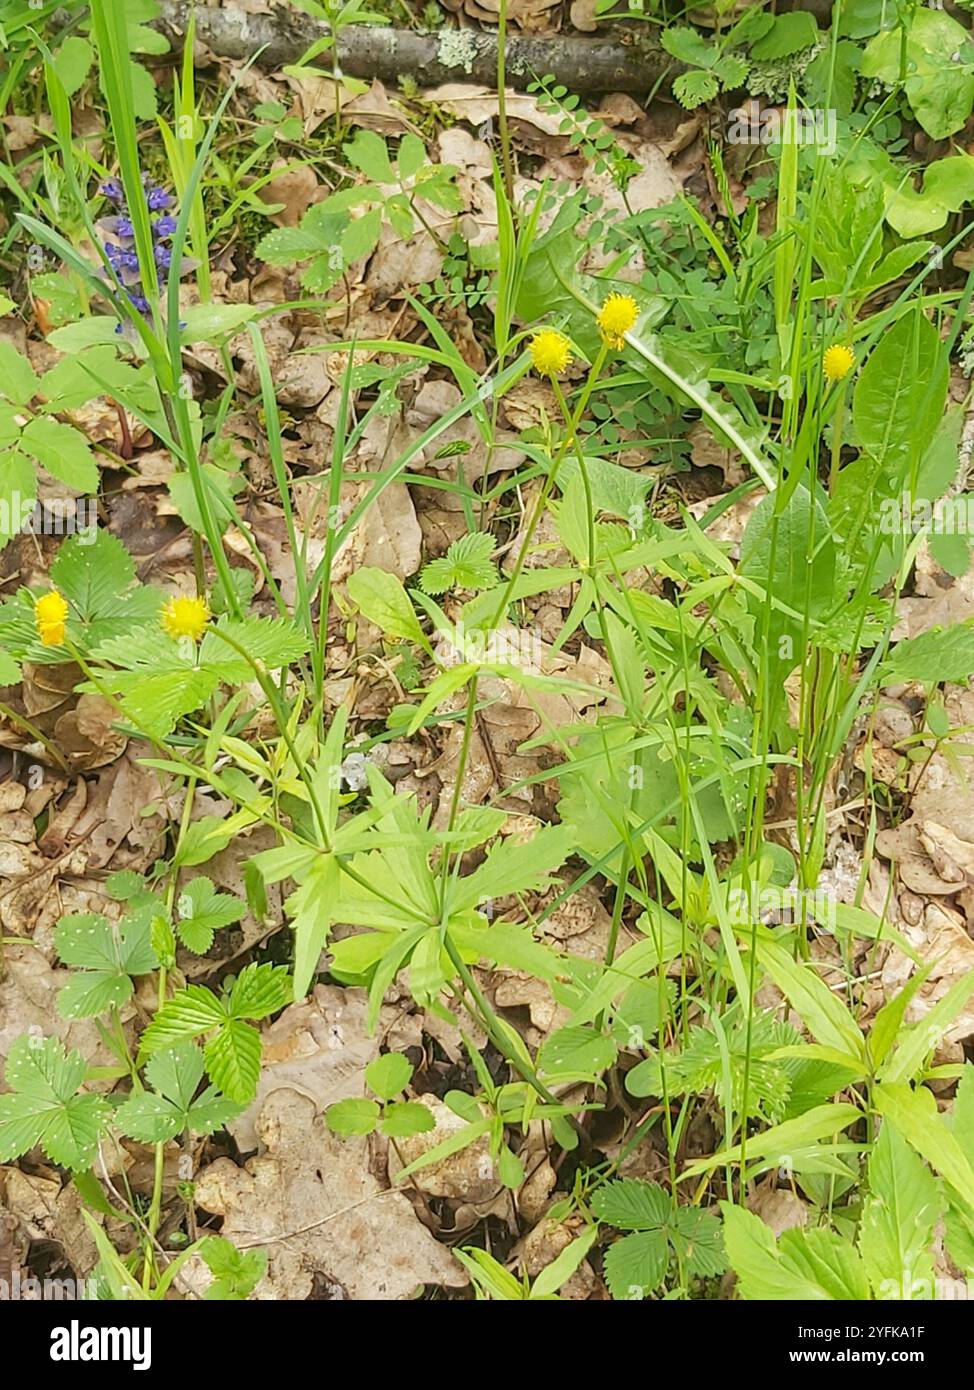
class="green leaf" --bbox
[723,1204,869,1299]
[365,1052,412,1101]
[0,340,40,406]
[200,616,310,676]
[52,35,94,96]
[346,567,430,652]
[55,912,159,1020]
[853,309,946,482]
[672,69,720,109]
[539,1025,617,1081]
[226,962,291,1021]
[200,1236,267,1300]
[861,10,974,139]
[380,1101,435,1138]
[603,1230,669,1298]
[882,625,974,686]
[419,533,499,595]
[179,303,258,345]
[175,877,245,954]
[284,856,339,1001]
[750,11,818,59]
[204,1020,262,1104]
[0,1036,110,1170]
[19,416,98,492]
[0,450,35,549]
[344,129,395,184]
[49,531,139,619]
[757,940,866,1065]
[859,1122,940,1298]
[874,1083,974,1215]
[326,1097,380,1137]
[116,1043,241,1142]
[592,1179,671,1232]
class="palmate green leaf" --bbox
[859,1122,940,1299]
[88,627,219,737]
[603,1230,670,1298]
[0,1036,110,1170]
[55,912,159,1020]
[451,825,575,911]
[285,856,339,1001]
[175,876,245,954]
[419,533,499,595]
[450,918,564,984]
[200,1236,267,1301]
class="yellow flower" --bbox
[823,344,855,383]
[597,292,638,349]
[529,328,572,377]
[161,594,210,642]
[34,589,68,647]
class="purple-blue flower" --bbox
[95,174,195,330]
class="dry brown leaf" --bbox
[388,1094,501,1202]
[258,161,319,226]
[881,899,974,1045]
[195,1088,466,1299]
[228,986,379,1151]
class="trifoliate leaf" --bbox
[115,1044,241,1142]
[419,533,499,595]
[175,877,246,954]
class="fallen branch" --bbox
[154,1,673,94]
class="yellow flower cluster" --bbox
[823,344,855,383]
[34,590,68,647]
[597,293,638,349]
[161,594,210,642]
[529,328,572,378]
